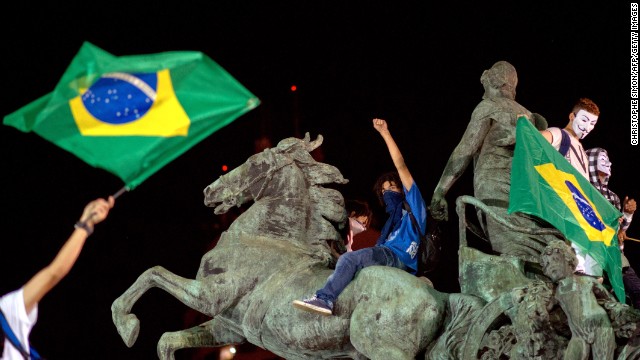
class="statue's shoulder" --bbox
[472,98,528,119]
[470,99,499,121]
[471,98,528,124]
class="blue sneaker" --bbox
[292,295,333,316]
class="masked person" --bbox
[586,147,638,308]
[293,118,427,315]
[344,199,372,252]
[540,97,599,179]
[327,199,372,259]
[540,98,602,281]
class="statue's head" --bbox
[481,61,517,100]
[540,240,578,282]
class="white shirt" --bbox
[0,288,38,360]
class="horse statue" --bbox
[111,132,640,359]
[111,133,475,360]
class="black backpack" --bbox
[404,202,442,276]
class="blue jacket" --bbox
[378,182,427,274]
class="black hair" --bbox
[337,199,373,242]
[345,199,372,224]
[372,171,401,206]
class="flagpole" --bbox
[112,186,128,199]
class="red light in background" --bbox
[222,164,228,172]
[290,85,297,92]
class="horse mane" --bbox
[275,133,349,245]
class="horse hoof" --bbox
[117,314,140,348]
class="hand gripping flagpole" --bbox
[75,186,127,233]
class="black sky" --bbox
[1,2,638,359]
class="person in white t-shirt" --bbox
[0,196,114,359]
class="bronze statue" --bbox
[112,133,461,359]
[110,132,640,359]
[430,61,557,263]
[110,64,640,359]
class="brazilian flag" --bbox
[3,41,260,190]
[508,117,624,302]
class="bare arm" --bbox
[372,118,413,191]
[539,129,553,143]
[22,196,115,313]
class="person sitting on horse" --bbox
[293,118,428,315]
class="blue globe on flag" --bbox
[81,72,157,125]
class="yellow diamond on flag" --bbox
[535,163,616,246]
[70,69,189,137]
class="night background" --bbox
[1,2,637,359]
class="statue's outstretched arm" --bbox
[430,112,492,221]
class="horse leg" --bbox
[156,318,246,360]
[112,265,245,347]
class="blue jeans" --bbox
[316,246,406,304]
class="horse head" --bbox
[203,133,349,245]
[203,148,279,215]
